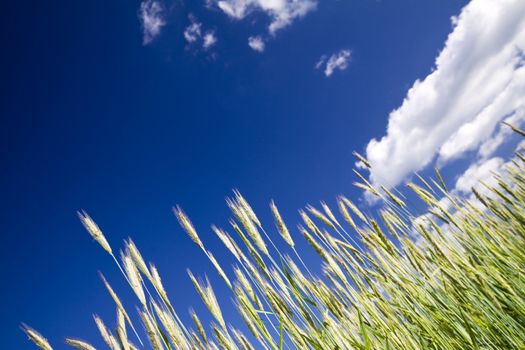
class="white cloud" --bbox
[248,36,265,52]
[139,0,166,45]
[203,31,218,50]
[516,138,525,151]
[412,140,525,249]
[478,111,525,159]
[411,156,508,248]
[315,50,351,77]
[363,0,525,189]
[184,21,202,43]
[315,55,326,69]
[454,157,504,195]
[455,138,524,200]
[214,0,317,35]
[184,16,218,51]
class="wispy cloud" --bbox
[203,32,218,50]
[213,0,317,35]
[363,0,525,189]
[139,0,166,45]
[316,49,351,77]
[184,21,202,43]
[315,55,326,69]
[184,15,218,51]
[248,36,265,52]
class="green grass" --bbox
[23,139,525,349]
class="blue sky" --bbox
[2,0,525,348]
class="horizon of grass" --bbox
[22,132,525,350]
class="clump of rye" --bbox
[23,128,525,349]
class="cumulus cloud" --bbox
[248,36,265,52]
[363,0,525,189]
[411,154,511,248]
[139,0,166,45]
[214,0,317,35]
[478,111,525,159]
[316,49,352,77]
[412,139,525,248]
[453,138,524,207]
[184,16,218,51]
[455,157,504,195]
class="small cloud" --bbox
[217,0,247,19]
[184,15,218,51]
[315,55,327,69]
[139,0,166,45]
[316,49,351,77]
[214,0,317,36]
[184,21,202,43]
[203,31,218,50]
[248,36,265,52]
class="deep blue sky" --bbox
[1,1,469,348]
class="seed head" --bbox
[64,338,96,350]
[270,200,294,247]
[21,324,53,350]
[174,206,204,250]
[78,210,112,254]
